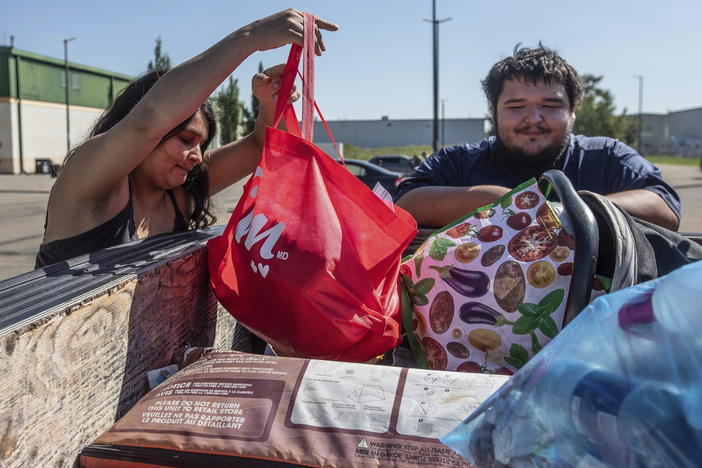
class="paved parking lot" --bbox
[1,163,701,281]
[0,176,245,281]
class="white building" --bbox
[0,46,132,174]
[313,116,486,149]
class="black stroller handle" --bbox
[539,170,599,326]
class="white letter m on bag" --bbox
[234,211,285,260]
[234,167,285,262]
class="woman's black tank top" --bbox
[35,190,188,268]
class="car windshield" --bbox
[346,164,366,176]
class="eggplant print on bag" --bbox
[429,265,490,298]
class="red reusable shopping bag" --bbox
[207,13,417,362]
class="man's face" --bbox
[494,78,575,164]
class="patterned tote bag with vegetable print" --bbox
[400,179,576,374]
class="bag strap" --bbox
[273,45,302,136]
[301,11,315,141]
[273,13,314,139]
[272,13,343,162]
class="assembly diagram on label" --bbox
[290,360,402,433]
[396,369,506,439]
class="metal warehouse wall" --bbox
[0,101,14,173]
[21,102,103,162]
[0,51,10,98]
[668,107,702,140]
[0,47,131,107]
[313,118,486,148]
[639,113,669,155]
[0,47,132,173]
[0,100,103,173]
[15,59,128,109]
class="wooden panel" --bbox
[0,246,236,467]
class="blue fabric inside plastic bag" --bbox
[440,260,702,467]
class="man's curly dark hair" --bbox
[482,43,584,116]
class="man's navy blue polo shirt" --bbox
[395,135,681,221]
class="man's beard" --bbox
[495,123,571,168]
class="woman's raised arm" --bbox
[58,9,338,203]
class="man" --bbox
[395,46,680,231]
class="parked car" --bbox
[339,159,404,194]
[368,155,417,175]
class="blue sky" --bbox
[3,0,701,120]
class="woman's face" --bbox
[138,111,209,189]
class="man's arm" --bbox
[396,185,511,228]
[598,139,681,231]
[605,189,679,231]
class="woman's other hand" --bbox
[252,63,299,127]
[248,8,338,56]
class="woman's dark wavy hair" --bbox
[482,43,584,118]
[75,68,217,229]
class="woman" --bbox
[35,9,338,267]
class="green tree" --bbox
[214,77,245,145]
[243,61,264,134]
[147,36,171,72]
[485,114,495,137]
[574,74,635,144]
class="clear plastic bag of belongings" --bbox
[79,348,510,468]
[440,259,702,467]
[400,178,581,374]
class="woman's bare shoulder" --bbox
[43,167,130,243]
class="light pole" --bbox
[424,0,451,152]
[59,37,76,154]
[635,75,643,155]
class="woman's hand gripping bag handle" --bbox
[207,13,417,363]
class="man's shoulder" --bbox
[571,134,657,179]
[466,137,492,154]
[441,138,492,158]
[572,134,619,151]
[571,134,636,156]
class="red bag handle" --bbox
[272,12,313,139]
[272,12,344,162]
[273,45,302,136]
[301,11,315,141]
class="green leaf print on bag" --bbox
[504,343,530,369]
[429,238,456,261]
[497,288,565,359]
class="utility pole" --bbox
[60,37,76,155]
[424,0,451,152]
[635,75,644,155]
